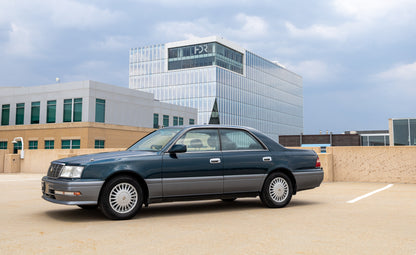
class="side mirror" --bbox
[169,144,187,154]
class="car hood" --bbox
[53,150,158,165]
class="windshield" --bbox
[127,128,182,152]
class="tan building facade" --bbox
[0,122,154,153]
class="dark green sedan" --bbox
[42,125,323,220]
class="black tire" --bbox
[99,175,143,220]
[260,172,293,208]
[221,198,237,202]
[78,205,98,210]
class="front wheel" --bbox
[260,172,293,208]
[99,176,143,220]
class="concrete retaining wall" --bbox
[1,146,416,183]
[326,146,416,184]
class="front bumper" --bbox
[293,168,324,192]
[42,176,104,205]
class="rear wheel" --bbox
[99,176,143,220]
[260,172,293,208]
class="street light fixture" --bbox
[12,137,24,159]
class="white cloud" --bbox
[92,36,134,51]
[286,60,339,84]
[154,13,269,42]
[285,22,347,41]
[48,0,121,29]
[286,0,416,41]
[333,0,416,23]
[0,0,121,57]
[374,62,416,83]
[231,13,268,39]
[154,18,215,41]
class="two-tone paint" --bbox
[42,125,323,207]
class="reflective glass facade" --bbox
[392,118,416,146]
[129,38,303,140]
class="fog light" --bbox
[55,191,82,196]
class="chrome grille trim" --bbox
[47,163,65,178]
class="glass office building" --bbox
[390,118,416,146]
[129,36,303,141]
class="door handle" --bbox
[263,156,272,162]
[210,158,221,164]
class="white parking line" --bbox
[347,184,394,203]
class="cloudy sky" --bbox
[1,0,415,134]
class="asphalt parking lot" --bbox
[0,174,415,255]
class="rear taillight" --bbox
[315,156,321,168]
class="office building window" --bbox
[95,140,105,149]
[189,119,195,125]
[163,115,169,127]
[44,140,54,149]
[13,141,22,152]
[16,103,24,125]
[179,117,184,126]
[1,104,10,126]
[73,98,82,122]
[95,99,105,123]
[173,116,178,126]
[63,99,72,122]
[168,42,244,74]
[47,100,56,123]
[29,141,38,150]
[31,102,40,124]
[61,139,81,149]
[393,118,416,146]
[153,113,159,128]
[0,141,7,150]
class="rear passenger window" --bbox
[220,129,265,151]
[175,129,220,152]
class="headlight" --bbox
[59,166,84,178]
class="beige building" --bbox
[0,80,197,153]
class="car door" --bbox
[162,128,223,197]
[220,128,273,194]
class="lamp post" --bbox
[12,137,24,159]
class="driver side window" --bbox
[175,129,220,152]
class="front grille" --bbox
[47,163,64,178]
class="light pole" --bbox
[12,137,24,159]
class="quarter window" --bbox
[220,129,264,151]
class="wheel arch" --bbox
[99,170,149,206]
[266,168,297,195]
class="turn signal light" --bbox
[316,157,321,168]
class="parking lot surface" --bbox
[0,174,415,255]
